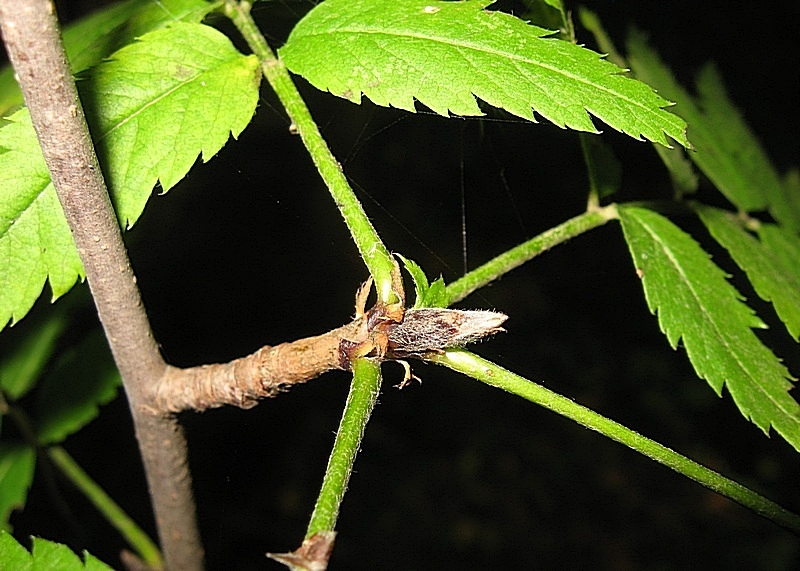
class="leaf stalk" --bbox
[48,446,163,568]
[446,205,618,303]
[223,0,400,304]
[429,349,800,534]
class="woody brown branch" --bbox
[151,305,508,414]
[154,318,367,413]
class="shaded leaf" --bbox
[626,31,796,229]
[280,0,688,147]
[0,445,36,532]
[0,303,70,401]
[583,136,621,201]
[757,221,800,282]
[619,206,799,451]
[34,331,121,445]
[578,12,697,195]
[696,206,800,341]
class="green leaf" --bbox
[757,221,800,283]
[82,21,261,227]
[618,206,800,452]
[653,143,699,196]
[626,32,796,228]
[0,306,69,401]
[0,21,260,329]
[521,0,568,38]
[696,206,800,341]
[280,0,688,147]
[0,531,115,570]
[0,445,36,532]
[423,277,450,308]
[0,110,85,330]
[33,331,121,445]
[0,0,220,117]
[396,255,451,308]
[577,11,697,195]
[396,254,429,308]
[0,530,32,571]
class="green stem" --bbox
[306,358,382,537]
[223,1,399,304]
[47,446,164,567]
[428,349,800,534]
[446,205,618,304]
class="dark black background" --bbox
[5,0,799,569]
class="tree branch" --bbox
[0,2,202,568]
[156,319,365,412]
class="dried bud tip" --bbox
[386,308,507,357]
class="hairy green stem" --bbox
[223,1,399,304]
[47,446,164,567]
[306,358,382,536]
[446,205,618,304]
[429,349,800,534]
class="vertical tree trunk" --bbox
[0,2,203,568]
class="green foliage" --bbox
[696,206,800,341]
[0,18,260,330]
[279,0,688,147]
[626,31,797,229]
[397,254,449,308]
[0,0,797,566]
[0,111,84,329]
[619,206,799,452]
[0,445,35,532]
[81,21,261,227]
[32,331,120,445]
[0,303,69,402]
[0,531,114,570]
[0,294,120,530]
[0,0,220,116]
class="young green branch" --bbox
[430,349,800,534]
[447,205,619,303]
[222,0,402,306]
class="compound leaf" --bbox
[626,31,796,228]
[696,206,800,341]
[280,0,688,147]
[619,206,799,452]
